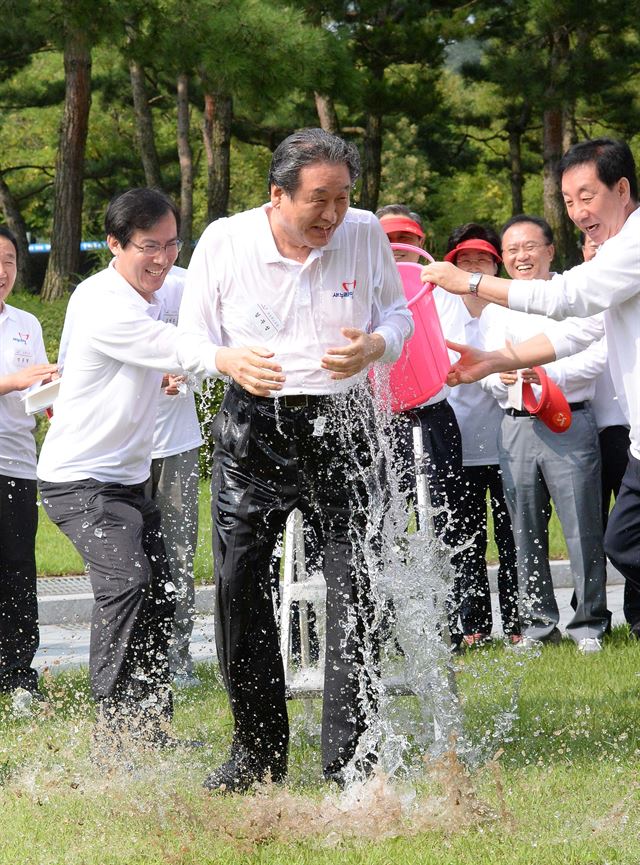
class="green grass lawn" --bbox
[36,482,569,578]
[1,631,639,864]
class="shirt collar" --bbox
[257,203,343,266]
[0,303,17,325]
[107,258,164,318]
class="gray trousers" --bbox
[498,407,608,641]
[147,448,200,676]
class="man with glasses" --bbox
[480,214,609,652]
[39,188,207,758]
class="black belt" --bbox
[505,400,588,418]
[238,387,330,411]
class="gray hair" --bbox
[268,128,360,196]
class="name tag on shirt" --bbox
[252,303,283,340]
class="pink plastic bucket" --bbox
[386,243,450,413]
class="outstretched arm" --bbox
[447,334,557,386]
[421,261,513,306]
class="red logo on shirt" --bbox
[333,280,356,299]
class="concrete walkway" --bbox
[34,563,627,673]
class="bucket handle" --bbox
[391,243,436,307]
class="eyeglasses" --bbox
[456,254,495,268]
[128,239,183,256]
[503,242,550,256]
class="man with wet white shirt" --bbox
[479,214,609,652]
[58,264,204,688]
[178,128,412,792]
[38,189,209,755]
[421,138,640,656]
[0,226,57,699]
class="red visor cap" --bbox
[379,215,425,239]
[444,238,502,264]
[522,367,573,433]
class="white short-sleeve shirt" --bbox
[0,303,48,479]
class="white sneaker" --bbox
[508,635,543,652]
[577,637,602,654]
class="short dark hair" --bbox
[446,222,501,255]
[268,128,360,196]
[104,188,180,248]
[0,226,18,260]
[501,214,554,246]
[375,203,425,231]
[558,138,638,202]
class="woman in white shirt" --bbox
[0,226,57,697]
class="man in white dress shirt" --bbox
[38,189,208,756]
[178,128,412,792]
[484,215,608,651]
[421,138,640,646]
[57,264,204,689]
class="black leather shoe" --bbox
[203,758,261,794]
[203,748,286,794]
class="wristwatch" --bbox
[468,272,483,295]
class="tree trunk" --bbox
[176,73,193,267]
[542,31,578,269]
[0,174,31,290]
[41,28,92,302]
[358,112,382,212]
[129,58,163,188]
[562,103,577,153]
[201,86,232,223]
[542,105,577,267]
[507,126,524,215]
[314,92,339,133]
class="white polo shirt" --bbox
[177,205,413,395]
[38,264,206,485]
[151,268,203,459]
[0,303,48,479]
[508,206,640,457]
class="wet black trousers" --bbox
[211,384,383,780]
[39,480,175,702]
[457,464,519,637]
[0,474,39,694]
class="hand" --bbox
[499,370,519,386]
[421,261,468,295]
[321,328,385,380]
[163,374,185,396]
[445,340,501,386]
[216,346,285,396]
[521,367,541,385]
[0,363,59,395]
